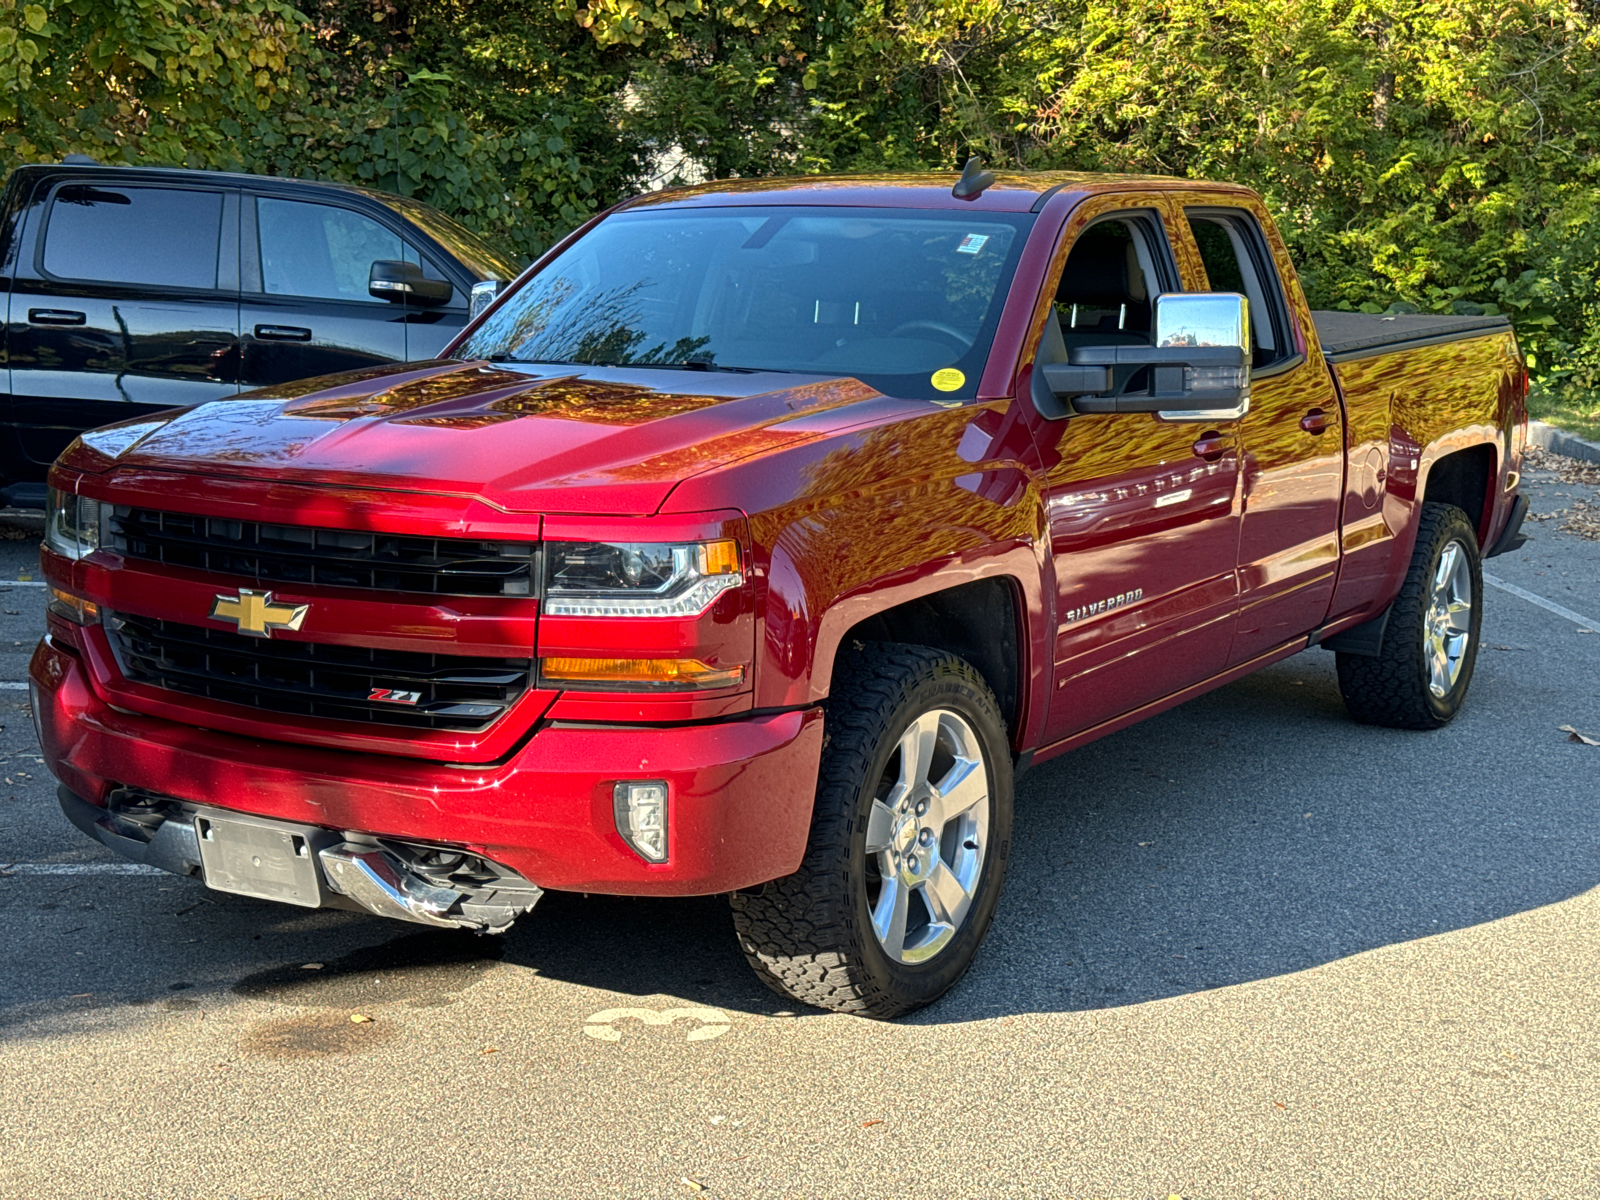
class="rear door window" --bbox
[255,197,439,303]
[42,185,224,289]
[1183,209,1295,370]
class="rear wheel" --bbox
[1336,501,1483,729]
[730,642,1013,1018]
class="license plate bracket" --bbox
[195,811,331,907]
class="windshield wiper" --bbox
[486,353,578,365]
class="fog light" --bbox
[613,781,668,863]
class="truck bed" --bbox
[1312,311,1512,363]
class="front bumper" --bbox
[57,784,546,932]
[33,634,825,898]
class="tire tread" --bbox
[730,642,1004,1018]
[1336,502,1481,730]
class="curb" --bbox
[1530,420,1600,465]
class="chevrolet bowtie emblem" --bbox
[209,588,309,639]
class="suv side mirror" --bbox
[469,279,504,319]
[1034,292,1252,421]
[369,260,453,306]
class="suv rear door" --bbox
[7,174,241,480]
[239,193,457,388]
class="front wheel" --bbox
[730,643,1013,1018]
[1336,501,1483,729]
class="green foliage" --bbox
[3,0,1598,389]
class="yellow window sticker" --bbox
[931,368,966,392]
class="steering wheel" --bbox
[888,320,974,353]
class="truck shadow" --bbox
[493,646,1600,1023]
[2,648,1593,1035]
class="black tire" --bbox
[730,642,1013,1019]
[1336,502,1483,729]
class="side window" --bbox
[1051,214,1176,351]
[1183,209,1293,370]
[43,185,223,289]
[256,198,429,303]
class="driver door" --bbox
[1026,202,1244,744]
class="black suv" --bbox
[0,162,525,506]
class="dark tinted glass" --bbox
[456,206,1033,402]
[1186,211,1290,367]
[257,198,406,303]
[43,185,223,288]
[1190,220,1248,293]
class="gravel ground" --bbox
[1,465,1597,1200]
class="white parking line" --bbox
[0,682,28,690]
[1,862,166,876]
[0,580,46,587]
[1484,572,1600,631]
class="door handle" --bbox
[1191,431,1230,462]
[1300,408,1334,435]
[254,324,313,341]
[29,309,86,326]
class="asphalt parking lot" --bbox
[2,456,1598,1200]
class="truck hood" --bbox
[65,360,893,515]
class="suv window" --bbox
[1184,209,1294,369]
[257,198,432,303]
[43,185,224,289]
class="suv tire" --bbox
[1336,501,1483,729]
[730,642,1013,1018]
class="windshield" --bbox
[377,194,526,282]
[455,206,1034,402]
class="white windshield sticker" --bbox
[956,233,990,255]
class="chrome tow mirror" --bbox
[1034,292,1252,421]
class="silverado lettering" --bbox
[1063,590,1145,623]
[36,169,1529,1018]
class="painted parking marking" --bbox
[0,580,46,587]
[583,1005,733,1043]
[0,682,29,690]
[1484,572,1600,631]
[1,862,166,876]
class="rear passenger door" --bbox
[1029,201,1244,743]
[1174,201,1344,664]
[239,195,435,389]
[7,178,241,476]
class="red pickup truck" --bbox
[34,168,1528,1017]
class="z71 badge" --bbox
[1063,588,1144,624]
[368,689,421,705]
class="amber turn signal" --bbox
[699,538,741,576]
[541,656,745,689]
[48,586,99,625]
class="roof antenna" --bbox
[952,156,996,200]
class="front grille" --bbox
[108,507,534,598]
[107,611,531,732]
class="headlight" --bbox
[543,539,742,618]
[45,488,103,561]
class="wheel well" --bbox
[1423,445,1497,543]
[833,578,1022,737]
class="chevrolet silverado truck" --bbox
[33,166,1529,1018]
